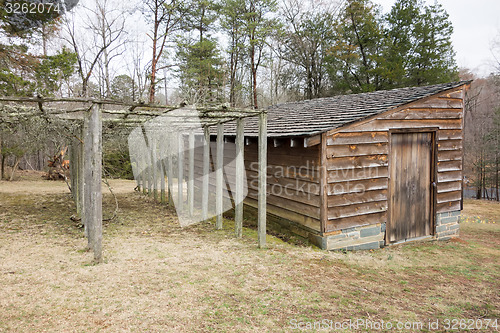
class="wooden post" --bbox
[258,111,267,248]
[83,103,103,262]
[188,131,195,216]
[160,159,166,204]
[202,126,210,221]
[69,141,76,199]
[158,137,165,204]
[82,117,89,238]
[71,128,84,217]
[142,161,147,195]
[177,132,184,213]
[216,122,224,229]
[146,164,151,196]
[235,118,244,237]
[77,125,84,218]
[148,146,153,196]
[152,136,158,201]
[166,132,174,206]
[134,154,141,193]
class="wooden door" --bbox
[388,132,434,243]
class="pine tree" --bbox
[326,0,385,94]
[175,0,225,105]
[0,3,77,97]
[384,0,458,87]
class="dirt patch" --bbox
[0,178,135,195]
[0,180,499,332]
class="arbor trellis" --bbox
[0,96,268,261]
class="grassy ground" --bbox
[0,179,499,332]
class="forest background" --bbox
[0,0,499,200]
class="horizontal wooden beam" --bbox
[304,135,321,147]
[0,96,262,114]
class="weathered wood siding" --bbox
[187,138,322,233]
[324,87,464,233]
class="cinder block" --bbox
[360,225,381,238]
[349,241,382,251]
[450,210,461,217]
[436,225,449,233]
[438,230,459,238]
[308,234,327,249]
[440,216,459,224]
[449,223,460,231]
[381,223,386,233]
[345,231,359,239]
[438,212,451,219]
[326,233,347,241]
[327,233,383,250]
[342,227,356,234]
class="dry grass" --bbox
[0,180,499,332]
[462,199,500,224]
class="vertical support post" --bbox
[158,136,165,204]
[77,125,84,218]
[135,155,141,193]
[142,162,147,195]
[319,133,328,235]
[148,147,153,196]
[70,129,83,217]
[152,135,158,201]
[202,126,210,221]
[83,103,102,262]
[177,131,184,213]
[216,122,224,229]
[69,142,76,199]
[167,132,174,206]
[235,118,245,237]
[258,111,267,248]
[81,117,89,237]
[146,165,150,195]
[188,131,195,216]
[160,159,166,204]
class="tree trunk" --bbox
[251,44,258,109]
[41,24,47,57]
[0,134,4,180]
[476,154,482,199]
[149,57,157,103]
[229,33,236,107]
[103,41,111,98]
[496,156,499,201]
[1,154,5,180]
[9,156,20,181]
[149,10,160,104]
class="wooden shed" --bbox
[222,81,470,250]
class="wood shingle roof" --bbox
[234,81,470,138]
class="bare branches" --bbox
[143,0,185,103]
[62,0,128,98]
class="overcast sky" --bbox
[375,0,500,77]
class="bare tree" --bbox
[127,37,149,102]
[243,0,279,109]
[93,0,128,98]
[63,0,126,97]
[276,0,338,100]
[462,69,500,200]
[143,0,184,103]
